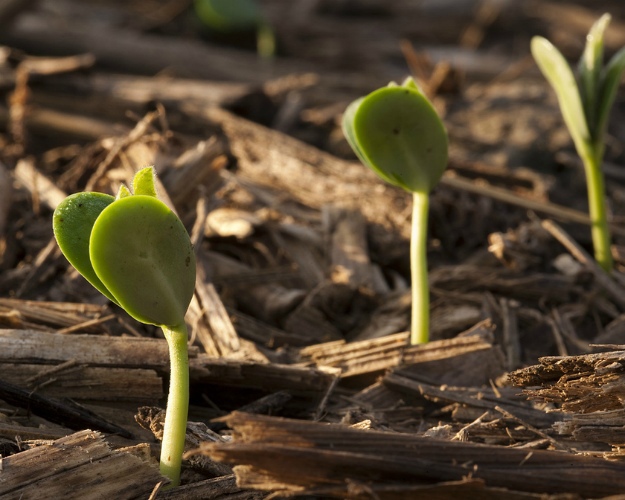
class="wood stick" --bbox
[541,219,625,309]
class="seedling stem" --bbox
[411,191,429,345]
[580,147,612,271]
[160,323,190,487]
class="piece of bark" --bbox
[0,298,108,331]
[193,411,625,497]
[429,264,577,303]
[510,347,625,413]
[282,283,354,343]
[227,309,312,349]
[326,206,374,291]
[300,319,504,384]
[553,408,625,445]
[157,475,264,500]
[264,479,581,500]
[430,302,484,340]
[3,363,162,403]
[383,375,558,430]
[189,355,338,405]
[269,226,325,289]
[205,250,306,325]
[0,430,163,499]
[351,291,410,342]
[0,379,133,438]
[164,138,229,209]
[194,254,243,359]
[0,329,199,370]
[13,157,68,211]
[0,330,335,409]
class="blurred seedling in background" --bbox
[53,166,196,487]
[194,0,276,58]
[342,77,448,345]
[532,13,625,272]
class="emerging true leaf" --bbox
[132,166,158,197]
[53,192,118,305]
[89,195,196,327]
[342,78,448,194]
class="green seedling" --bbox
[532,13,625,272]
[53,167,196,487]
[342,77,448,345]
[194,0,275,58]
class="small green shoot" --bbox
[53,167,196,487]
[531,13,625,272]
[342,77,448,345]
[194,0,276,58]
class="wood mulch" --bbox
[3,0,625,498]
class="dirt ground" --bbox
[3,0,625,498]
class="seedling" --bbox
[342,77,448,345]
[194,0,275,58]
[532,13,625,272]
[53,167,196,487]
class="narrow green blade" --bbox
[578,13,611,135]
[531,36,591,156]
[596,46,625,148]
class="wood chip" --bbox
[193,411,625,497]
[0,430,163,499]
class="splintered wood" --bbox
[0,329,338,413]
[510,348,625,447]
[0,430,163,499]
[300,319,505,384]
[193,411,625,498]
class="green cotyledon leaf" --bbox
[89,195,196,327]
[53,192,119,305]
[347,79,448,194]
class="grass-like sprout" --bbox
[53,167,196,487]
[342,77,448,345]
[194,0,275,58]
[531,13,625,272]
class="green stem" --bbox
[160,322,189,487]
[580,146,613,272]
[410,191,430,345]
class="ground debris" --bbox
[191,411,625,498]
[0,430,163,499]
[510,347,625,446]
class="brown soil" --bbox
[2,1,625,498]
